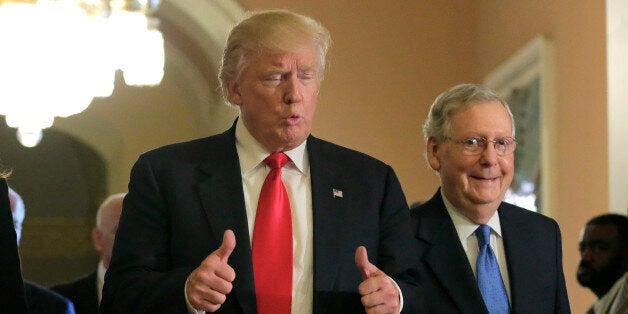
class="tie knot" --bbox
[475,224,491,247]
[264,152,289,169]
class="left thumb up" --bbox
[355,246,379,280]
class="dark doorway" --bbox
[0,123,107,285]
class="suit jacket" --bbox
[410,190,570,313]
[0,178,28,313]
[51,271,98,314]
[101,122,419,313]
[25,281,76,314]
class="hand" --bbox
[355,246,401,314]
[186,230,236,312]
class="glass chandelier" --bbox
[0,0,164,147]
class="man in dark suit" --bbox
[411,83,570,313]
[51,193,124,314]
[101,9,418,314]
[0,176,28,313]
[9,187,76,314]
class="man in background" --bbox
[577,213,627,314]
[51,193,124,314]
[9,187,76,314]
[411,83,570,313]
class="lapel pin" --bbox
[333,188,343,198]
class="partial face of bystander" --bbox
[577,223,625,296]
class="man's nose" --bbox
[479,142,499,165]
[283,75,303,104]
[580,247,594,261]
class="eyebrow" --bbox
[267,60,315,71]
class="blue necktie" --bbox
[476,224,510,314]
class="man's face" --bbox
[227,48,319,152]
[577,224,625,291]
[426,101,514,221]
[93,199,122,269]
[8,188,24,244]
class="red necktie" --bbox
[252,152,293,314]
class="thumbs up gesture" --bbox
[355,246,401,314]
[186,230,236,312]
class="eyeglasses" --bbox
[447,136,517,156]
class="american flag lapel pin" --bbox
[332,188,343,198]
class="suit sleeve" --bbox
[553,221,571,313]
[0,179,28,313]
[378,166,422,313]
[100,156,194,314]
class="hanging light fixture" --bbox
[0,0,164,147]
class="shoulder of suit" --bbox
[499,201,559,227]
[308,135,387,168]
[137,128,234,164]
[25,281,73,306]
[410,191,442,214]
[50,271,97,292]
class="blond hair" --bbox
[0,167,11,179]
[218,10,331,104]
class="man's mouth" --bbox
[577,263,593,275]
[285,115,301,125]
[471,175,498,182]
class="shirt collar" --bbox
[97,260,105,285]
[235,118,308,174]
[97,260,106,303]
[441,189,503,242]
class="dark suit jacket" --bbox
[410,190,570,313]
[51,271,98,314]
[25,281,76,314]
[0,178,28,313]
[101,122,419,313]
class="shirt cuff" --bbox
[184,277,205,314]
[389,276,404,312]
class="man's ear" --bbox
[226,79,242,106]
[426,136,442,171]
[92,228,103,253]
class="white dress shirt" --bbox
[236,119,314,314]
[441,191,512,303]
[97,261,105,304]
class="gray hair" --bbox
[218,9,332,104]
[8,187,24,244]
[95,193,125,229]
[422,83,515,143]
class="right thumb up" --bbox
[216,229,236,263]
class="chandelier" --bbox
[0,0,164,147]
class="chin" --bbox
[471,192,502,204]
[283,130,307,143]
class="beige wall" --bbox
[240,1,607,311]
[475,1,607,311]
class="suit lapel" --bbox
[196,125,257,314]
[418,193,487,313]
[499,205,537,313]
[307,137,352,293]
